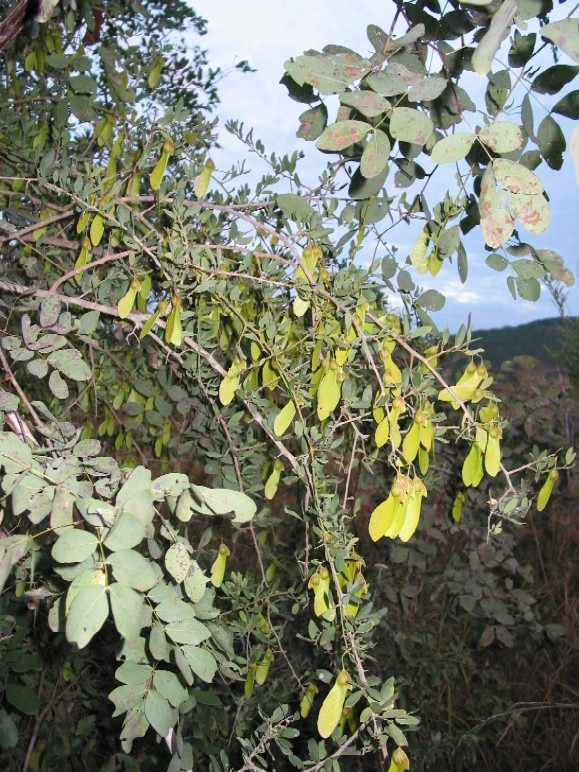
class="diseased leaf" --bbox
[339,91,390,118]
[510,192,550,235]
[284,53,372,95]
[297,104,328,140]
[360,130,390,178]
[316,120,370,151]
[389,107,433,145]
[478,122,524,153]
[541,18,579,64]
[493,158,543,194]
[165,543,191,583]
[47,349,92,381]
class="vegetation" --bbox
[0,1,577,769]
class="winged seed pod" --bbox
[317,670,351,739]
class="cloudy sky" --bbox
[191,1,578,332]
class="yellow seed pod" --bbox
[402,421,421,464]
[264,462,282,501]
[300,683,319,719]
[375,417,390,448]
[244,663,256,698]
[452,491,466,523]
[537,469,559,512]
[317,366,341,421]
[462,443,484,487]
[369,492,398,542]
[274,401,296,437]
[89,213,105,247]
[388,747,410,772]
[255,648,274,686]
[210,543,230,588]
[293,295,310,317]
[317,671,351,739]
[117,285,137,319]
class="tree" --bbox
[0,1,576,769]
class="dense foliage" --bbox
[0,0,577,769]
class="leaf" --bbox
[181,645,218,683]
[531,64,579,95]
[360,130,391,178]
[493,158,543,194]
[164,618,211,646]
[417,289,445,312]
[66,584,109,649]
[541,19,579,64]
[102,512,146,552]
[109,583,144,642]
[183,562,208,603]
[510,193,550,236]
[89,213,105,247]
[339,91,390,118]
[367,68,409,97]
[52,528,99,563]
[144,689,174,737]
[485,253,509,271]
[190,486,256,523]
[479,168,514,249]
[47,349,91,381]
[537,115,566,170]
[317,672,349,739]
[316,120,370,151]
[552,89,579,119]
[5,685,40,716]
[154,670,188,708]
[107,550,158,591]
[297,104,327,140]
[478,122,524,153]
[165,543,191,583]
[276,193,314,220]
[39,294,61,327]
[430,133,475,164]
[516,276,541,301]
[389,107,433,145]
[49,369,69,399]
[274,401,297,437]
[284,53,372,95]
[408,74,447,102]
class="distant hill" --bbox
[470,317,575,370]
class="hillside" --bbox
[471,316,575,370]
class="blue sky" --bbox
[192,1,578,332]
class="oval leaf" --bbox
[431,133,475,164]
[316,120,370,151]
[389,107,433,145]
[66,585,109,649]
[478,122,524,153]
[360,130,391,178]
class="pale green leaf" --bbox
[284,53,372,94]
[430,133,475,164]
[47,349,91,381]
[189,486,256,523]
[66,585,109,648]
[493,158,543,194]
[103,513,146,552]
[181,645,218,683]
[52,528,100,563]
[154,670,188,708]
[144,689,174,737]
[109,583,144,642]
[165,543,191,583]
[107,550,158,591]
[164,618,211,646]
[339,91,391,118]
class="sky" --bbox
[190,1,578,332]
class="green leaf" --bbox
[109,583,144,642]
[389,107,433,145]
[5,685,40,716]
[181,645,218,683]
[515,276,541,301]
[66,585,109,648]
[0,710,18,749]
[360,130,391,178]
[276,194,314,220]
[316,120,370,151]
[367,69,409,97]
[164,618,211,646]
[107,550,158,591]
[116,467,155,526]
[144,689,174,737]
[183,562,208,603]
[47,349,91,381]
[472,0,518,75]
[103,513,146,552]
[485,253,509,271]
[154,670,188,708]
[478,122,524,153]
[430,133,475,164]
[408,74,447,102]
[537,115,566,170]
[39,294,62,327]
[52,528,100,563]
[69,74,98,94]
[508,30,536,67]
[0,432,33,474]
[531,64,579,95]
[189,486,256,523]
[339,91,390,118]
[109,683,146,717]
[116,661,153,685]
[541,19,579,64]
[297,104,328,140]
[417,289,445,312]
[552,89,579,119]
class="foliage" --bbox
[0,0,577,769]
